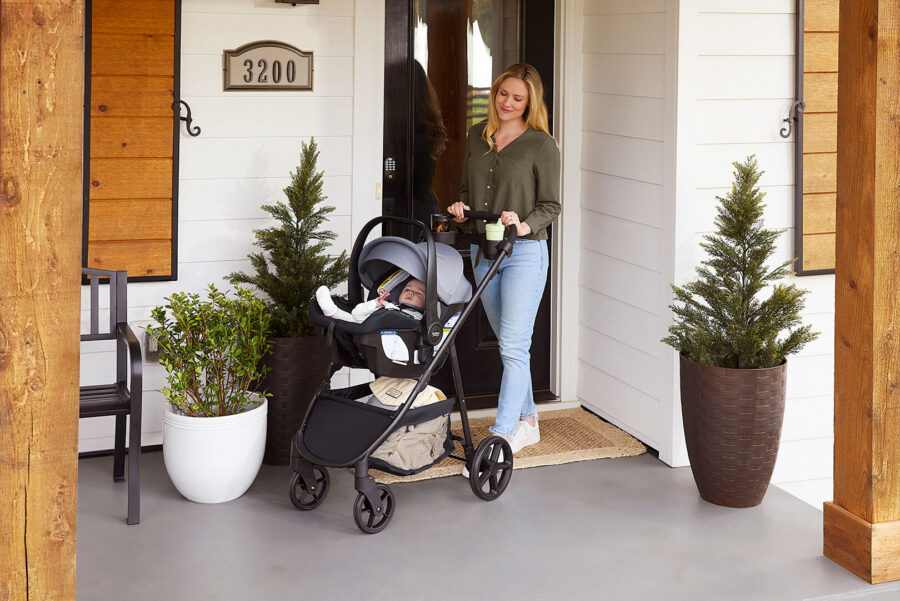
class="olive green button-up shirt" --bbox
[459,121,561,240]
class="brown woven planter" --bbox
[679,354,787,508]
[259,336,330,465]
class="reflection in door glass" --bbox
[409,0,520,219]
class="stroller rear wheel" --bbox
[469,436,513,501]
[353,483,395,534]
[289,466,330,511]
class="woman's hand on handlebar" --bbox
[500,211,532,237]
[448,202,470,223]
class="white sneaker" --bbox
[510,418,540,454]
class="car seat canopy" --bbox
[357,237,471,305]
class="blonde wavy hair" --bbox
[482,63,550,152]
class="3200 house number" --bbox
[223,41,313,91]
[242,59,297,84]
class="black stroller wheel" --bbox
[289,467,330,511]
[469,436,513,501]
[353,483,395,534]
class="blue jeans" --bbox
[471,240,549,437]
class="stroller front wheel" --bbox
[353,483,395,534]
[289,466,330,511]
[469,436,513,501]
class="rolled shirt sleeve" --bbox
[523,136,561,236]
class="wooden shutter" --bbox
[84,0,178,279]
[798,0,838,274]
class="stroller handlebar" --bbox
[461,209,500,221]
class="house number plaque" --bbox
[223,41,313,91]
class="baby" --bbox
[316,279,426,323]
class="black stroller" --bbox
[289,212,518,533]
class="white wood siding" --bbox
[576,0,836,500]
[685,1,835,505]
[576,0,674,457]
[79,0,381,452]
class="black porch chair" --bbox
[80,268,142,525]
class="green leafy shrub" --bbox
[229,138,350,338]
[147,285,273,417]
[662,156,819,369]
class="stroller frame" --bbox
[290,211,518,533]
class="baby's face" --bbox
[398,280,426,308]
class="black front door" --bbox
[383,0,555,409]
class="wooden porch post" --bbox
[0,1,85,599]
[825,0,900,585]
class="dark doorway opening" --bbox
[382,0,556,410]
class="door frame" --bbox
[552,0,581,404]
[351,0,385,241]
[355,0,577,402]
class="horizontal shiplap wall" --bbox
[577,0,670,453]
[690,1,834,506]
[79,0,368,452]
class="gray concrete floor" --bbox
[77,451,900,601]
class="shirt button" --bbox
[487,185,491,189]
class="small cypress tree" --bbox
[229,138,350,338]
[662,156,819,369]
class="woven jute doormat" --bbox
[372,407,646,484]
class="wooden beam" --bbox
[0,1,84,599]
[825,502,900,583]
[829,0,900,584]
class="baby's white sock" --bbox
[316,286,339,317]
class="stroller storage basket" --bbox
[301,383,454,466]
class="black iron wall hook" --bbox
[780,100,805,138]
[173,100,201,137]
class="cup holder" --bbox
[432,230,457,244]
[482,239,501,260]
[430,213,457,245]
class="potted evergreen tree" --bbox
[229,138,350,464]
[662,156,819,508]
[147,285,272,503]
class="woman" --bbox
[448,63,560,454]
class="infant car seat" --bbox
[309,235,472,378]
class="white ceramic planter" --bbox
[163,397,267,503]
